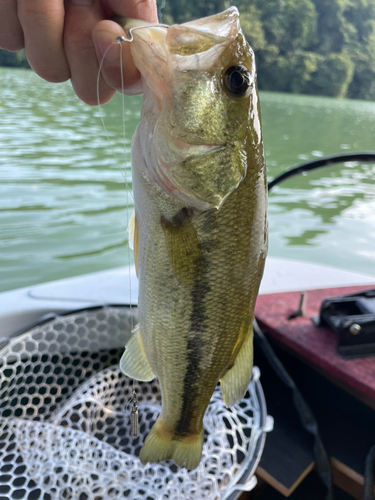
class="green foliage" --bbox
[302,53,354,97]
[160,0,375,100]
[2,0,375,99]
[311,0,349,54]
[252,0,317,54]
[344,0,375,99]
[239,6,266,52]
[0,49,30,68]
[258,51,319,94]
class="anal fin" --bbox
[120,324,155,382]
[220,329,253,407]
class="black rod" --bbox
[268,152,375,191]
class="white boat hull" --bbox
[0,257,373,338]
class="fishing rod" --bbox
[268,152,375,191]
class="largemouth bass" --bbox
[120,7,267,470]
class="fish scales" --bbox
[120,7,267,469]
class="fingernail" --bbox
[93,30,120,63]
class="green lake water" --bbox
[1,67,375,293]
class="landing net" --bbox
[0,306,270,500]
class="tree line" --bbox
[1,0,374,100]
[162,0,375,101]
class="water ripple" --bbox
[1,69,375,292]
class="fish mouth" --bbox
[124,8,241,95]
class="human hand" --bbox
[0,0,158,104]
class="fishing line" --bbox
[96,38,136,331]
[118,40,134,329]
[96,40,130,188]
[157,0,166,23]
[96,23,169,339]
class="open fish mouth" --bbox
[124,8,240,94]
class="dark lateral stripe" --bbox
[175,254,211,434]
[174,334,204,434]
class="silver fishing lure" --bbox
[130,390,139,438]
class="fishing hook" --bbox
[116,24,169,44]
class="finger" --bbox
[93,21,143,96]
[0,0,24,51]
[17,0,70,82]
[106,0,158,23]
[92,0,158,95]
[64,0,114,105]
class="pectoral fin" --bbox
[161,208,204,285]
[220,329,253,407]
[120,324,155,381]
[127,211,139,277]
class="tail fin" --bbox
[139,417,204,470]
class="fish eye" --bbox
[223,65,251,97]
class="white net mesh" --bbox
[0,306,268,500]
